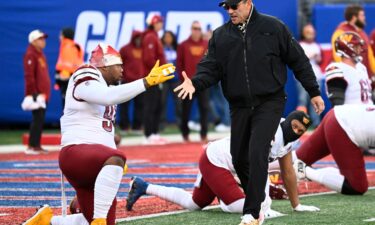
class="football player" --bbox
[22,43,175,225]
[126,111,320,223]
[325,31,373,106]
[294,104,375,195]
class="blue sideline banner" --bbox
[0,0,297,124]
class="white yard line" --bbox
[0,132,230,154]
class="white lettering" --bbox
[74,10,224,59]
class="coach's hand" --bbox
[311,96,325,115]
[174,71,195,100]
[293,204,320,212]
[144,60,175,87]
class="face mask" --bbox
[280,111,312,145]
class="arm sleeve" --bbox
[326,78,347,106]
[191,32,222,91]
[279,23,320,98]
[23,54,37,95]
[74,78,146,106]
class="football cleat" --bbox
[293,159,307,180]
[239,214,264,225]
[21,204,53,225]
[126,176,149,211]
[91,218,106,225]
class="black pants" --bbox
[160,81,182,127]
[29,108,46,147]
[57,79,69,110]
[118,93,144,130]
[143,86,162,137]
[180,90,209,138]
[230,97,285,218]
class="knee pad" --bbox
[341,178,367,195]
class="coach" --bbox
[174,0,325,224]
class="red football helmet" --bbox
[334,31,365,62]
[89,43,122,68]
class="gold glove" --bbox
[145,60,175,86]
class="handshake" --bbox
[144,60,175,87]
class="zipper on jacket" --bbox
[242,33,254,109]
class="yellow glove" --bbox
[123,164,128,175]
[145,60,175,86]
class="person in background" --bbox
[331,4,375,89]
[55,27,84,109]
[142,13,168,145]
[325,31,373,107]
[296,24,323,128]
[160,31,182,130]
[118,30,144,135]
[23,29,51,155]
[370,28,375,101]
[370,28,375,55]
[177,21,209,142]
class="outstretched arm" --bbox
[279,152,320,212]
[174,71,196,100]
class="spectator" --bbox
[331,4,375,89]
[142,14,168,144]
[118,30,144,134]
[371,28,375,58]
[160,31,182,129]
[23,30,51,155]
[296,24,323,128]
[55,27,84,109]
[210,84,231,132]
[177,21,209,142]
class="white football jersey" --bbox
[206,121,295,174]
[60,65,117,149]
[325,62,373,105]
[334,105,375,149]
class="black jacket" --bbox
[192,7,320,108]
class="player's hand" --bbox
[264,209,285,218]
[144,60,175,87]
[310,96,325,115]
[293,204,320,212]
[173,71,195,100]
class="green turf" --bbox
[0,129,61,145]
[118,189,375,225]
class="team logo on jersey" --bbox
[303,117,310,125]
[339,33,353,43]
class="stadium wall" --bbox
[4,0,352,125]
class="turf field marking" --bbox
[363,218,375,222]
[0,213,10,216]
[117,187,375,223]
